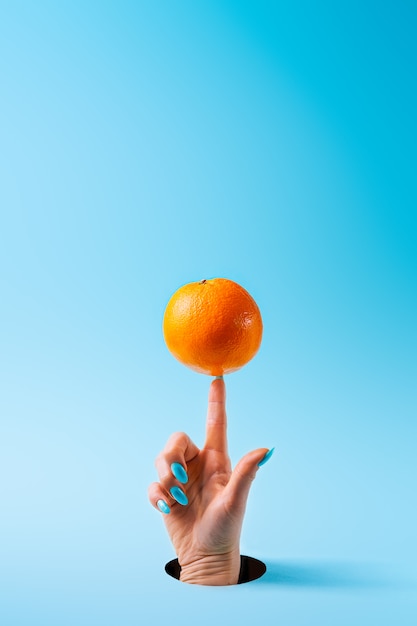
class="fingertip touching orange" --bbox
[162,278,263,375]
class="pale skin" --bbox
[148,377,271,585]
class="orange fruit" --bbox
[162,278,263,375]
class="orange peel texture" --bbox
[162,278,263,375]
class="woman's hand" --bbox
[148,378,273,585]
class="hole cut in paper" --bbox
[165,555,266,584]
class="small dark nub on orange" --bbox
[199,279,207,284]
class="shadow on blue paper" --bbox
[257,559,409,590]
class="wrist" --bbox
[179,550,241,586]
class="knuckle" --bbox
[147,482,157,498]
[235,463,256,483]
[168,431,188,445]
[154,451,164,466]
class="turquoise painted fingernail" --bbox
[170,486,188,506]
[258,448,275,467]
[171,462,188,484]
[157,499,171,515]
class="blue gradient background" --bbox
[1,1,416,625]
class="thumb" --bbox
[224,448,272,515]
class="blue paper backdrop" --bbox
[1,1,416,624]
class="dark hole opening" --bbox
[165,555,266,584]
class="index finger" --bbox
[204,377,228,454]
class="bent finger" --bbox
[155,431,199,492]
[148,481,173,515]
